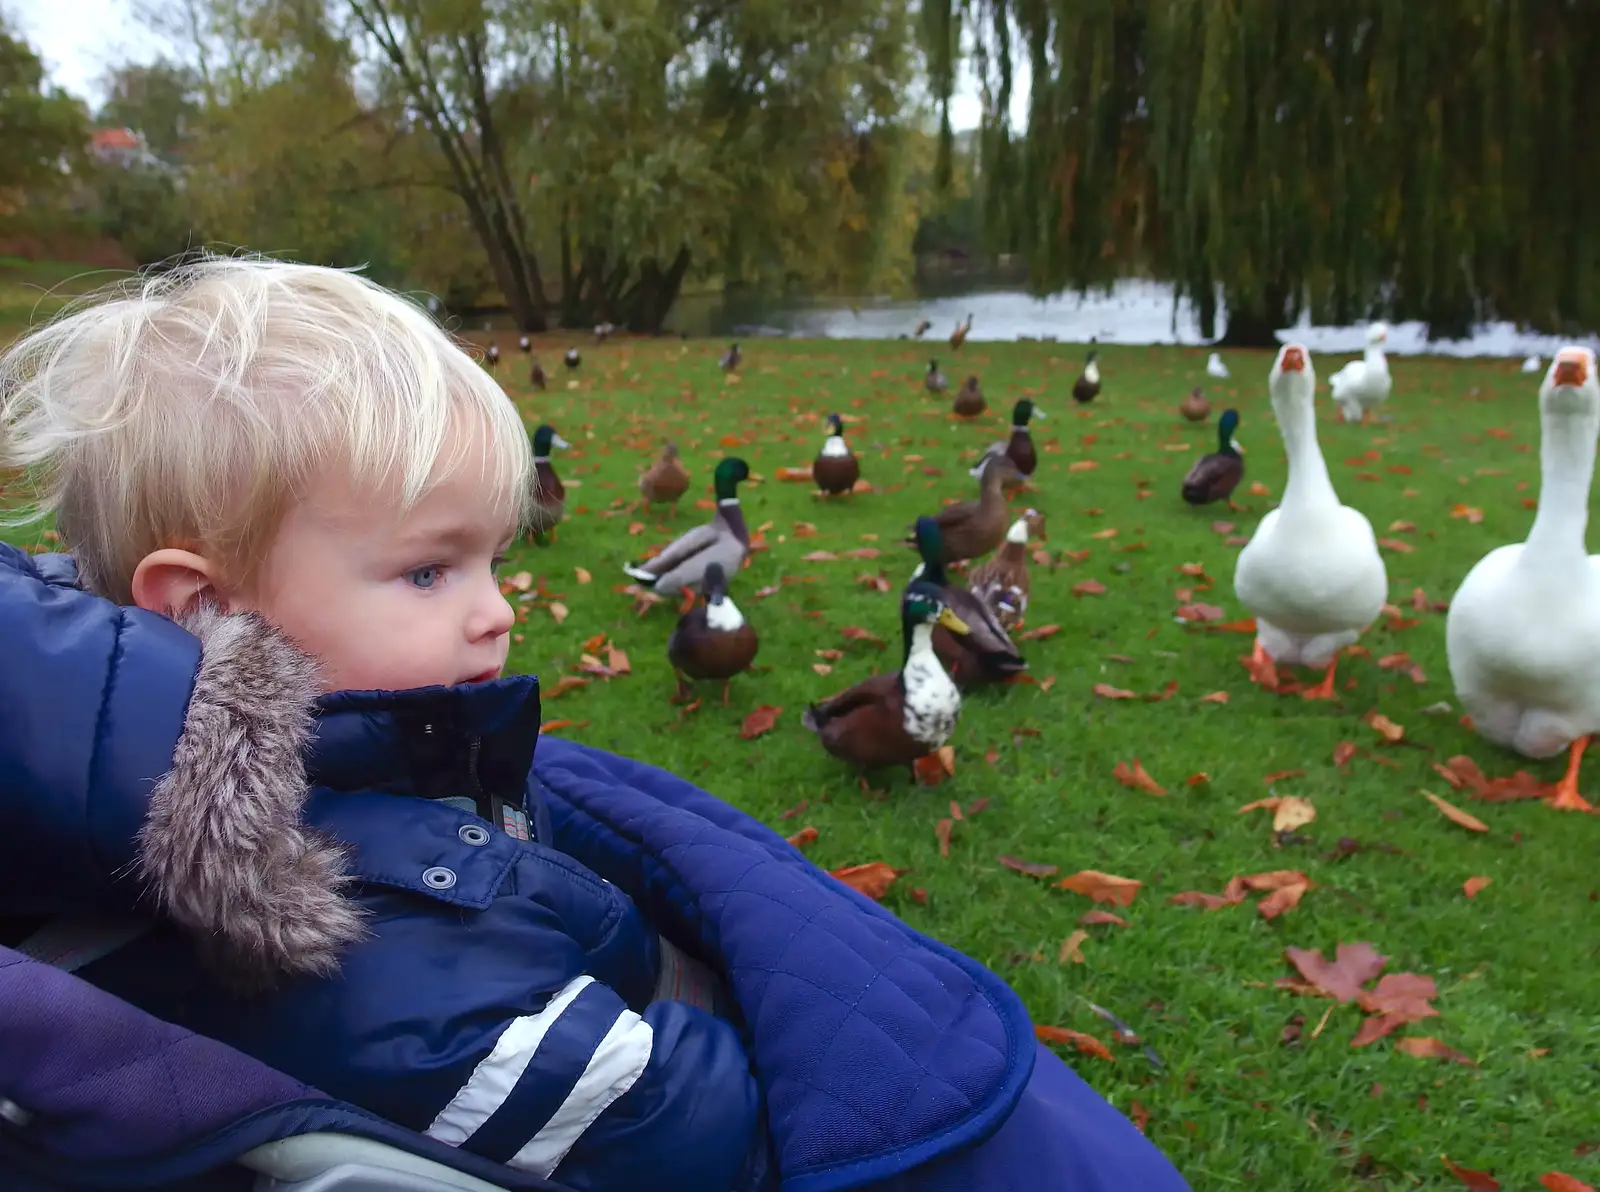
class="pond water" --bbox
[680,278,1598,361]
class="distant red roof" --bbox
[91,128,141,150]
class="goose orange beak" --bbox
[1554,353,1588,387]
[1280,347,1306,372]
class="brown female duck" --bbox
[1179,386,1210,422]
[907,452,1010,563]
[1181,408,1245,506]
[801,579,969,774]
[639,440,691,512]
[952,376,987,418]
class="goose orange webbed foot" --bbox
[1300,654,1342,701]
[1546,736,1597,813]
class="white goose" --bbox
[1445,346,1600,812]
[1233,344,1388,699]
[1329,322,1392,423]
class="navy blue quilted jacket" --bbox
[0,541,1192,1192]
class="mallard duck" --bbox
[527,423,571,545]
[967,511,1037,631]
[1206,352,1230,379]
[950,313,973,351]
[925,359,948,393]
[595,322,617,343]
[1000,398,1044,475]
[531,358,547,390]
[914,318,932,338]
[1072,343,1101,404]
[910,517,1026,686]
[909,451,1010,563]
[952,375,986,418]
[720,343,742,372]
[485,343,500,372]
[969,443,1028,492]
[639,440,691,512]
[813,413,860,495]
[1330,322,1391,424]
[565,348,581,370]
[624,457,751,596]
[1446,348,1600,812]
[1180,387,1210,422]
[668,562,758,705]
[518,334,531,354]
[1233,345,1388,699]
[1181,408,1245,505]
[801,579,970,773]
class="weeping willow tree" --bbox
[936,0,1600,344]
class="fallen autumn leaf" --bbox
[739,705,783,740]
[1056,870,1143,906]
[830,862,902,900]
[1422,790,1490,833]
[1034,1024,1114,1061]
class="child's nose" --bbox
[472,581,516,641]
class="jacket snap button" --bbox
[458,824,490,846]
[422,866,457,890]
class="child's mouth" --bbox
[463,668,502,685]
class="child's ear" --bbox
[130,548,227,617]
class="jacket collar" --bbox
[310,677,543,813]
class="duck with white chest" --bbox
[812,412,861,495]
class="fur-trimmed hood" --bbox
[140,605,367,991]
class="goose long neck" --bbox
[1523,407,1599,563]
[1274,390,1337,514]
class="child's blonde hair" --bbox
[0,253,531,603]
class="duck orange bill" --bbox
[1280,347,1306,372]
[937,607,972,635]
[1555,355,1588,386]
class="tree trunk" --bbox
[1220,280,1291,348]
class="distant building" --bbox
[89,127,167,171]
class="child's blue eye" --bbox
[408,566,443,589]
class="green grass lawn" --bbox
[4,310,1597,1191]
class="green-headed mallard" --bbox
[950,313,973,351]
[1072,342,1100,404]
[813,412,860,495]
[967,511,1038,631]
[1181,408,1245,506]
[914,318,931,338]
[667,561,758,704]
[639,440,691,512]
[624,457,750,596]
[527,423,571,545]
[801,579,969,773]
[1180,386,1210,422]
[720,343,742,372]
[990,397,1044,475]
[953,376,986,418]
[908,451,1009,563]
[910,516,1026,686]
[925,359,948,393]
